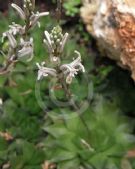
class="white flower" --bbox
[43,30,69,63]
[44,31,54,54]
[30,11,49,28]
[44,31,69,54]
[43,31,57,63]
[11,3,26,20]
[60,50,85,84]
[36,62,57,80]
[0,98,3,105]
[24,0,35,10]
[18,38,34,61]
[11,3,49,28]
[59,33,69,53]
[2,23,25,43]
[9,22,25,35]
[4,32,17,49]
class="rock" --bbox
[81,0,135,80]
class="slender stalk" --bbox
[58,72,91,135]
[56,0,63,23]
[54,0,91,133]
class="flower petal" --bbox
[6,32,17,48]
[59,33,69,53]
[30,11,49,28]
[36,62,57,80]
[11,3,26,20]
[44,31,53,48]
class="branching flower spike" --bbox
[0,1,49,75]
[37,26,85,85]
[11,2,49,29]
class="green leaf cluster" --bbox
[42,95,134,169]
[63,0,81,17]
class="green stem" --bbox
[56,0,62,24]
[58,73,91,135]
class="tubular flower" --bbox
[43,26,69,63]
[36,62,57,80]
[60,51,85,84]
[8,22,25,35]
[2,23,25,43]
[11,2,49,29]
[30,11,49,28]
[4,32,17,49]
[11,3,26,20]
[18,38,34,61]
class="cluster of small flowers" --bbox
[37,25,85,84]
[49,26,65,52]
[44,26,69,63]
[1,1,85,84]
[2,0,49,62]
[23,0,34,13]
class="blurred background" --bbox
[0,1,135,169]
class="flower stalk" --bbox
[36,1,88,134]
[56,0,63,23]
[36,23,91,135]
[0,0,49,75]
